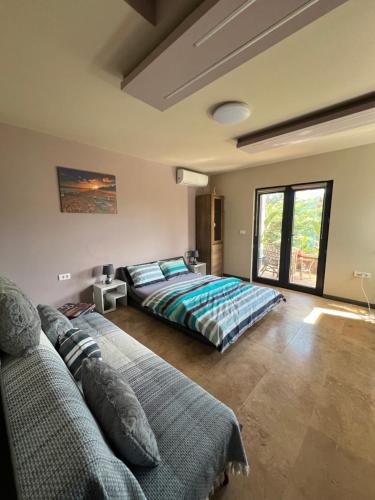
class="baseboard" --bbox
[322,294,375,310]
[223,274,374,310]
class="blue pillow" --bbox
[127,262,166,288]
[159,258,189,280]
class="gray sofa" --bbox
[1,308,248,499]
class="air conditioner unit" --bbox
[176,168,208,187]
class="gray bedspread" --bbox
[72,313,249,499]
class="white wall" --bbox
[211,143,375,304]
[0,123,196,305]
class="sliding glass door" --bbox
[289,186,325,289]
[253,181,333,295]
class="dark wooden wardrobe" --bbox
[196,194,224,276]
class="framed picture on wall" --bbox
[57,166,117,214]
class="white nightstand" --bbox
[93,280,127,314]
[188,262,206,275]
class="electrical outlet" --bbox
[353,271,372,279]
[58,273,71,281]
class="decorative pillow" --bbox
[56,328,101,380]
[159,258,189,279]
[127,262,166,288]
[37,304,73,347]
[81,358,161,467]
[0,275,41,356]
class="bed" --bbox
[118,257,285,352]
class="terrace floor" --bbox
[108,289,375,500]
[260,269,317,288]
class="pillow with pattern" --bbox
[82,358,161,467]
[0,275,41,356]
[56,328,101,380]
[37,304,73,347]
[127,262,166,288]
[159,258,189,279]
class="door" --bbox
[254,189,285,282]
[253,181,333,295]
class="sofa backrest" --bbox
[0,332,146,500]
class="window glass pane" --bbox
[214,198,222,241]
[289,188,324,288]
[257,192,284,280]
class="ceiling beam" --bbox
[237,92,375,149]
[121,0,348,111]
[124,0,157,25]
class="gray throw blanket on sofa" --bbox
[1,340,147,500]
[72,313,249,499]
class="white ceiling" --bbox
[0,0,374,173]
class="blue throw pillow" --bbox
[159,258,189,279]
[56,328,101,380]
[127,263,166,288]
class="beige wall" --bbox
[0,123,195,306]
[211,144,375,304]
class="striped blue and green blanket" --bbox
[142,275,285,352]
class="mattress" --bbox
[142,275,285,352]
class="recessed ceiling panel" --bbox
[121,0,348,110]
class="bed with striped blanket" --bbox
[142,275,285,352]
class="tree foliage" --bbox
[260,191,323,257]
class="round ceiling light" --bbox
[211,101,251,125]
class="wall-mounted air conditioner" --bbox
[176,168,209,187]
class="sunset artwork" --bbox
[57,167,117,214]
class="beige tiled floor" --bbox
[107,289,375,500]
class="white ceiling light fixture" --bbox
[212,102,251,125]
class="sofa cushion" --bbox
[0,275,40,356]
[57,328,101,380]
[37,304,73,347]
[0,334,147,500]
[82,358,160,467]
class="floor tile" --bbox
[282,428,375,500]
[340,317,375,353]
[244,316,302,353]
[311,375,375,465]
